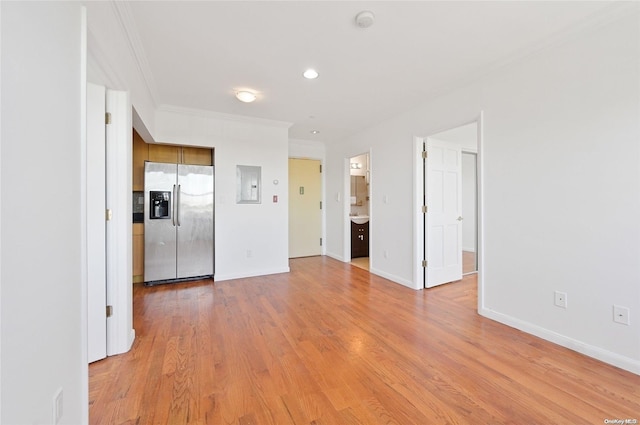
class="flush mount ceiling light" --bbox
[303,69,319,79]
[355,10,375,28]
[310,130,320,134]
[235,90,257,103]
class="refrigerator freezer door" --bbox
[144,162,178,282]
[176,164,214,279]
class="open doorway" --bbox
[417,121,479,288]
[461,151,478,274]
[349,153,370,270]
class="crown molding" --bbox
[87,29,126,90]
[157,104,293,129]
[110,0,160,108]
[289,138,326,147]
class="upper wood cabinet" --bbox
[148,144,212,166]
[182,147,213,165]
[148,144,179,164]
[132,130,148,191]
[133,135,214,192]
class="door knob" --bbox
[457,216,464,221]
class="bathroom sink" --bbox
[351,216,369,225]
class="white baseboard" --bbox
[108,328,135,357]
[325,251,345,262]
[128,329,135,350]
[480,307,640,376]
[462,247,476,253]
[214,266,290,282]
[369,267,420,290]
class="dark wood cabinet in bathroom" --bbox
[351,221,369,258]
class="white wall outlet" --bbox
[613,305,630,325]
[52,387,63,424]
[383,250,388,259]
[554,291,567,309]
[246,249,252,258]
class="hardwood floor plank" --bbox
[89,257,640,424]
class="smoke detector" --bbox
[355,10,375,28]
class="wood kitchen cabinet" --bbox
[132,223,144,283]
[132,129,148,284]
[351,221,369,258]
[134,134,214,190]
[133,130,148,191]
[182,147,213,165]
[148,144,213,166]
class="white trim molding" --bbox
[110,0,160,107]
[480,307,640,376]
[105,89,135,356]
[158,104,292,129]
[214,266,290,282]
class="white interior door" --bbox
[87,83,107,362]
[289,158,322,258]
[426,139,463,288]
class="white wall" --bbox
[289,138,325,161]
[1,2,86,423]
[85,1,157,138]
[155,106,291,280]
[326,10,640,373]
[480,11,639,372]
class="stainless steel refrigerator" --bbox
[144,162,214,285]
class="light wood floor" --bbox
[353,251,475,274]
[350,256,369,270]
[89,256,640,424]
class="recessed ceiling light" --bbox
[311,130,320,134]
[303,69,319,79]
[235,90,257,103]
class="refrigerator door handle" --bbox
[172,184,177,227]
[177,184,181,227]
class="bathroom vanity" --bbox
[351,219,369,258]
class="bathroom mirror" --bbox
[350,175,366,206]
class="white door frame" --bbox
[87,82,107,363]
[105,89,135,356]
[413,113,484,306]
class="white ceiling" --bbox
[126,1,616,143]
